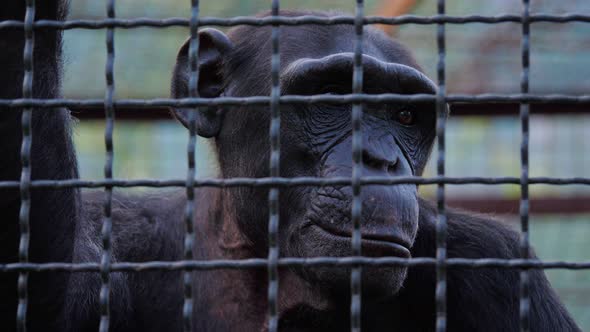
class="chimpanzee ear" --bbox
[170,28,233,137]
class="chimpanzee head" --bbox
[171,11,443,300]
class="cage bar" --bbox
[99,0,116,331]
[519,0,531,331]
[2,257,590,273]
[435,0,448,331]
[1,14,590,30]
[0,4,589,332]
[350,1,365,331]
[17,0,36,331]
[2,93,589,110]
[267,1,281,331]
[0,176,587,190]
[182,0,201,331]
[1,93,590,110]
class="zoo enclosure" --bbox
[1,0,590,331]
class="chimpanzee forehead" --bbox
[279,25,419,70]
[224,24,422,96]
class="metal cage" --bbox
[1,0,590,331]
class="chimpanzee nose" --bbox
[320,135,412,178]
[362,149,399,174]
[361,132,405,175]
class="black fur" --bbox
[0,2,579,331]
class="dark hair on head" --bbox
[223,10,356,97]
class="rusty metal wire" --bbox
[3,2,590,332]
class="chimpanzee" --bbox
[0,1,580,331]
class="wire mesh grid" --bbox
[2,0,590,331]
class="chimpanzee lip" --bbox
[311,222,411,258]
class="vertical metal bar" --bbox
[351,1,365,331]
[435,0,447,331]
[17,0,35,331]
[519,1,531,331]
[100,0,116,331]
[184,0,200,331]
[267,1,281,331]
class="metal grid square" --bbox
[2,0,590,331]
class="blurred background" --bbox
[63,0,590,327]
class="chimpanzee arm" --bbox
[0,1,82,330]
[0,1,140,330]
[392,198,580,331]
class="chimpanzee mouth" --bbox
[310,223,411,258]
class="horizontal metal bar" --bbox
[0,176,588,189]
[63,103,590,120]
[1,94,590,109]
[1,258,589,273]
[0,14,589,30]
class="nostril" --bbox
[362,151,398,173]
[362,151,381,170]
[387,159,399,174]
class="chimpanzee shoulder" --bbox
[391,199,579,331]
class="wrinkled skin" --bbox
[0,3,580,331]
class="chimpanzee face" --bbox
[172,21,441,298]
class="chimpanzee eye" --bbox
[396,109,415,126]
